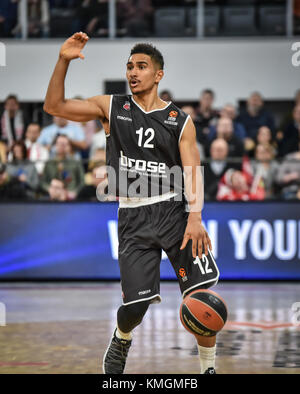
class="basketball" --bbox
[180,289,228,337]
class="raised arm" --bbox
[43,32,110,124]
[179,117,212,257]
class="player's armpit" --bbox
[44,95,111,123]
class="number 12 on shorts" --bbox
[193,255,213,275]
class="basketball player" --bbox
[44,32,221,374]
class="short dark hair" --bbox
[52,133,70,146]
[130,43,164,70]
[4,94,19,105]
[201,89,215,98]
[11,140,27,161]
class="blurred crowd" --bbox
[0,0,196,38]
[1,0,300,39]
[1,89,300,202]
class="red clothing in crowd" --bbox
[217,156,265,201]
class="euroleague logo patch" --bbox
[164,110,178,126]
[123,101,131,111]
[178,268,188,282]
[169,110,178,118]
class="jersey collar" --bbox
[131,96,172,114]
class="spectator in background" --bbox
[276,151,300,200]
[0,0,18,38]
[278,89,300,133]
[88,147,106,174]
[48,178,68,201]
[117,0,153,37]
[217,157,265,201]
[207,104,247,145]
[195,89,219,146]
[6,140,39,195]
[216,104,246,140]
[69,96,101,158]
[251,143,279,199]
[237,92,275,147]
[159,90,173,102]
[0,95,27,148]
[75,0,109,38]
[13,0,49,38]
[0,141,7,163]
[207,117,244,158]
[89,126,107,160]
[277,104,300,157]
[256,126,275,147]
[24,123,49,175]
[41,134,85,199]
[77,161,106,201]
[0,162,28,200]
[245,125,277,158]
[38,115,87,158]
[204,138,239,201]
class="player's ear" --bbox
[155,69,164,83]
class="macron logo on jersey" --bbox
[117,115,132,122]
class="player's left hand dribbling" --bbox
[180,214,212,258]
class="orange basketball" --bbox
[180,289,227,337]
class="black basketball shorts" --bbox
[118,197,219,305]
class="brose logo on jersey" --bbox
[120,151,166,174]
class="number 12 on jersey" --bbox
[193,255,213,275]
[136,127,155,148]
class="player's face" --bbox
[126,54,163,95]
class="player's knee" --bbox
[117,301,150,332]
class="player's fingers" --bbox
[180,234,190,250]
[207,234,212,252]
[74,32,87,41]
[73,32,82,40]
[197,239,203,259]
[79,53,85,60]
[203,236,209,256]
[192,237,197,258]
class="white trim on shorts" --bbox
[119,191,178,208]
[122,294,162,306]
[182,250,220,299]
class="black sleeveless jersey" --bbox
[106,95,190,198]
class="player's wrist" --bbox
[58,53,71,63]
[188,211,202,221]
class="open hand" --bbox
[59,32,89,61]
[180,213,212,258]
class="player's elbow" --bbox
[43,102,60,116]
[43,103,51,114]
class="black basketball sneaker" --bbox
[102,329,132,374]
[204,367,216,374]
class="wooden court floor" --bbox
[0,282,299,374]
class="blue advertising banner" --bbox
[0,202,300,280]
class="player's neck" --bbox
[132,91,169,112]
